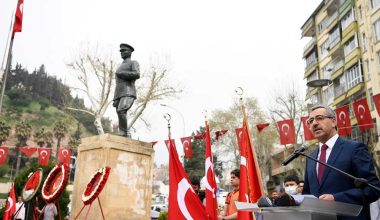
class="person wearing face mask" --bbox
[284,175,299,196]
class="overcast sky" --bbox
[0,0,321,165]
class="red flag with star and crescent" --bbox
[3,183,16,220]
[373,93,380,117]
[277,119,295,145]
[301,116,315,141]
[12,0,24,38]
[235,127,243,149]
[215,129,228,140]
[335,105,352,136]
[58,148,71,165]
[38,148,51,166]
[353,98,373,132]
[205,121,218,220]
[19,146,37,157]
[168,132,208,220]
[0,146,8,164]
[180,137,193,158]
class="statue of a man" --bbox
[113,43,140,137]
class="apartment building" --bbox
[302,0,380,161]
[269,0,380,189]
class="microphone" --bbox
[282,144,309,166]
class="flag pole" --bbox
[0,11,17,114]
[235,87,265,198]
[1,13,15,69]
[164,113,172,140]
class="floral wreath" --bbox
[82,166,111,205]
[42,164,69,203]
[22,169,43,202]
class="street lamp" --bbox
[306,79,332,104]
[160,104,186,136]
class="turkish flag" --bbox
[165,139,176,151]
[58,148,71,165]
[373,93,380,117]
[37,148,51,166]
[277,119,295,145]
[335,105,352,136]
[19,146,37,157]
[235,128,243,149]
[3,183,16,220]
[12,0,24,37]
[180,137,192,158]
[215,129,228,140]
[168,133,208,219]
[301,117,315,141]
[241,118,263,205]
[256,123,270,133]
[205,122,218,220]
[194,133,205,140]
[151,141,158,148]
[353,98,373,131]
[0,146,8,164]
[238,121,253,220]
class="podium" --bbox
[235,197,362,220]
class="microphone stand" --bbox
[297,152,380,192]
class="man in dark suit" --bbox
[303,104,380,220]
[113,43,140,137]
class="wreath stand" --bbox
[73,166,111,220]
[38,164,69,220]
[73,197,105,220]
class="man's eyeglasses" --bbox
[306,115,334,125]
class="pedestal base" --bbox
[71,134,154,220]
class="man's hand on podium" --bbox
[319,194,335,201]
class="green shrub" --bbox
[158,211,168,220]
[0,165,10,178]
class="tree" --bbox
[0,120,11,145]
[66,43,116,134]
[268,84,308,179]
[66,45,182,135]
[15,120,32,176]
[34,127,49,147]
[53,120,68,162]
[209,97,277,190]
[183,126,223,185]
[127,54,182,132]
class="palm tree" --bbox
[53,120,68,162]
[15,120,32,176]
[0,120,11,145]
[34,127,47,147]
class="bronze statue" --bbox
[113,43,140,137]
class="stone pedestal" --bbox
[71,134,154,220]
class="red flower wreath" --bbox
[82,166,111,205]
[42,164,69,203]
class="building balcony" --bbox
[342,22,358,44]
[303,38,317,57]
[325,0,341,14]
[301,17,316,38]
[319,12,339,34]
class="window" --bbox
[372,0,380,10]
[369,88,375,111]
[320,40,329,59]
[323,84,334,105]
[305,52,317,69]
[344,35,358,56]
[377,51,380,71]
[345,64,363,90]
[362,33,367,52]
[365,59,371,80]
[341,8,355,30]
[373,19,380,42]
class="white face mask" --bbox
[285,185,297,195]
